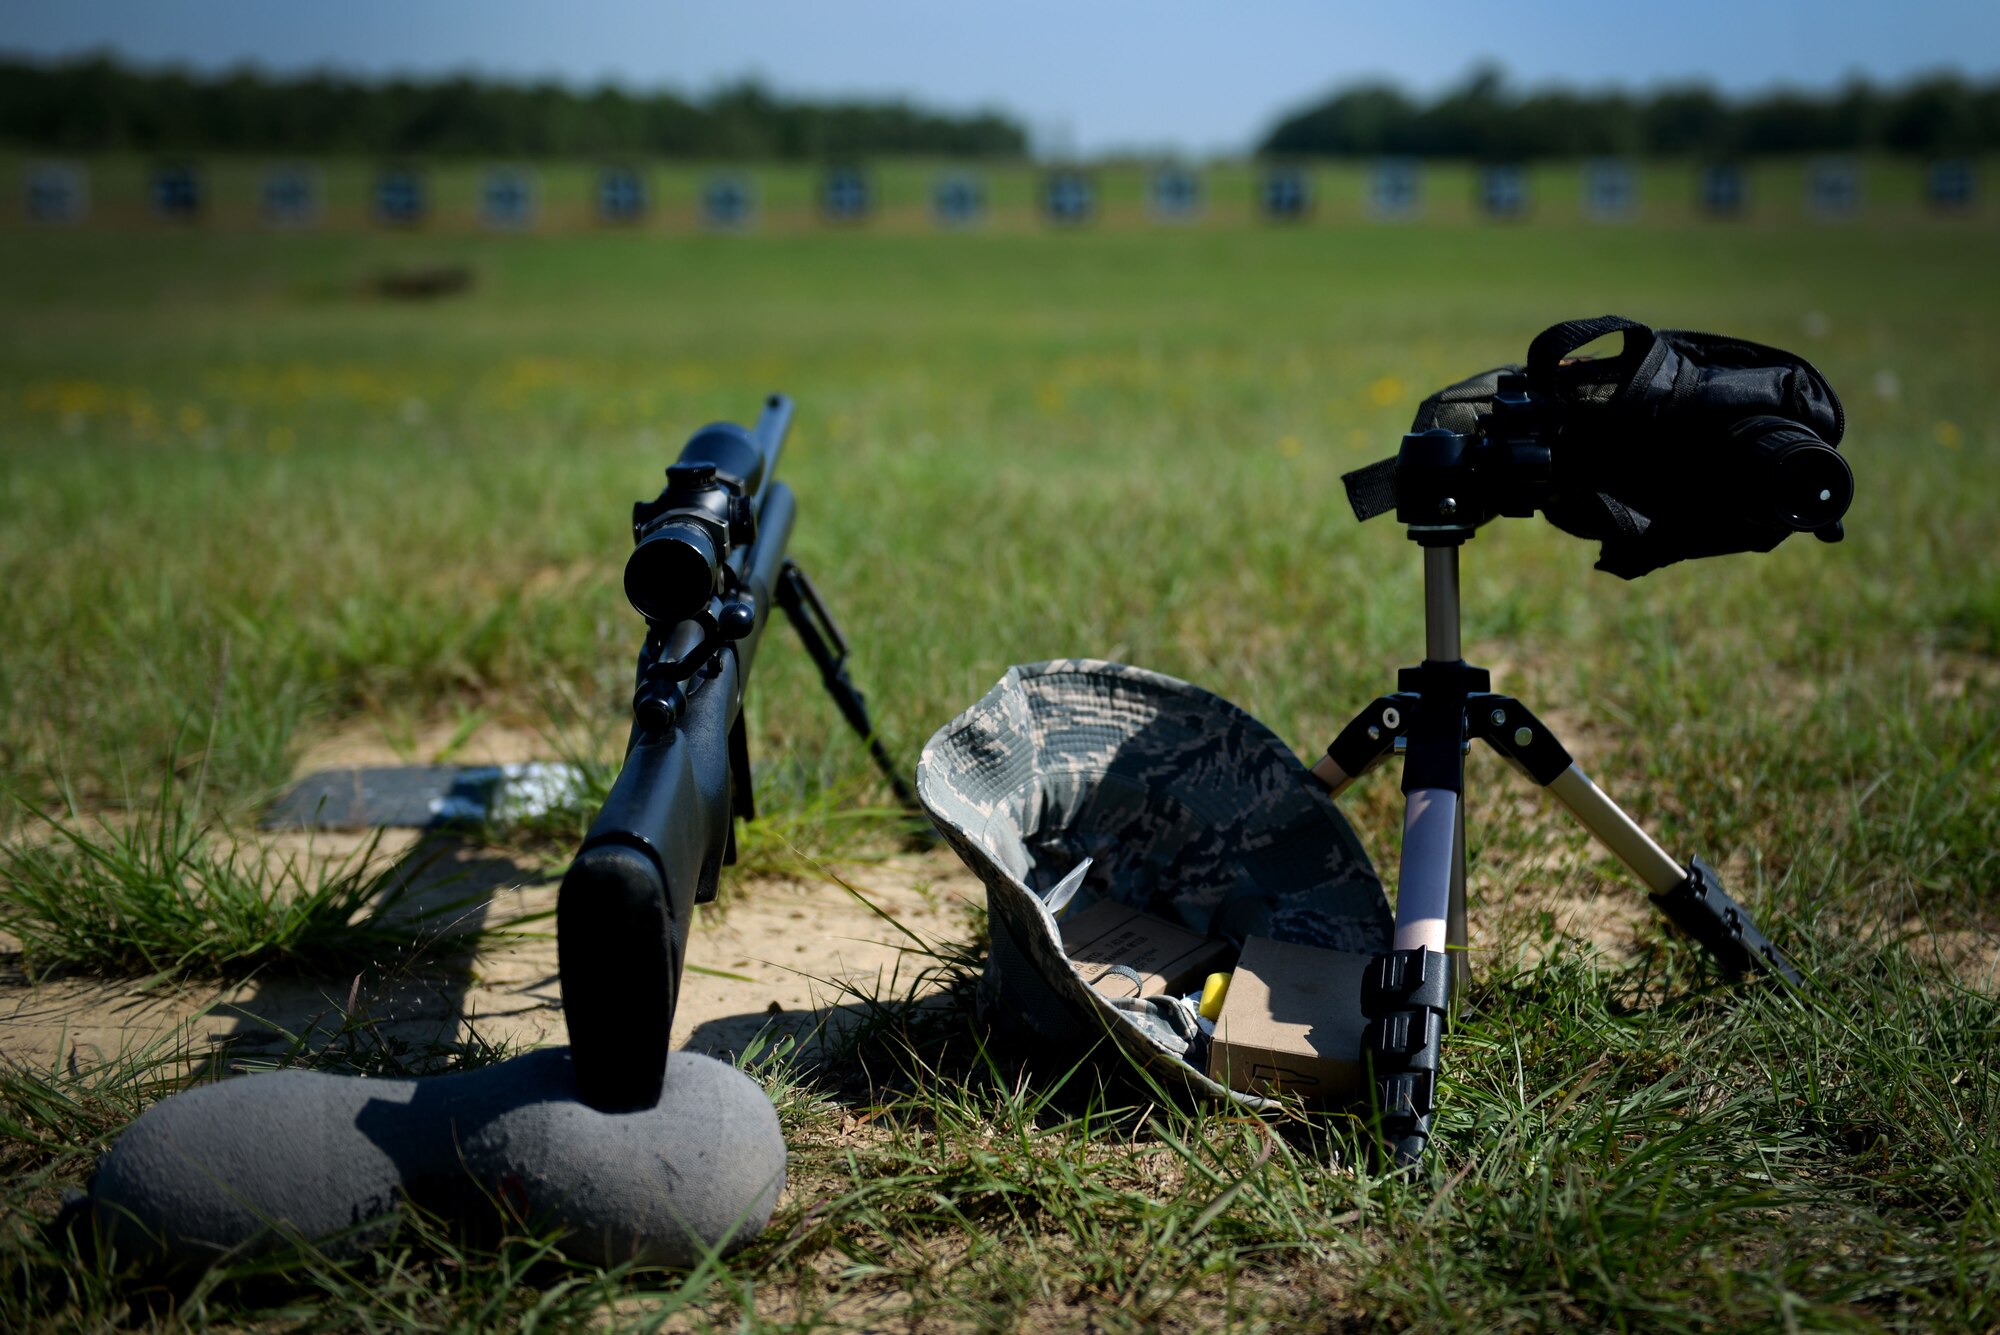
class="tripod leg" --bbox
[1357,657,1471,1168]
[1394,788,1458,954]
[1314,702,1469,993]
[1448,798,1469,1000]
[1359,786,1456,1168]
[1473,697,1802,985]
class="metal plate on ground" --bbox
[263,763,586,831]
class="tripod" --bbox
[1315,496,1802,1167]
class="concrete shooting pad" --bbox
[0,832,985,1079]
[261,763,588,831]
[0,717,988,1076]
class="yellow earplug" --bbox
[1198,972,1231,1021]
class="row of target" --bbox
[18,157,1984,228]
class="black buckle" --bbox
[1361,946,1452,1163]
[1362,947,1451,1015]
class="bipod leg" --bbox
[774,559,924,821]
[1472,696,1802,986]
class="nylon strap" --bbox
[1341,456,1400,522]
[1526,315,1652,391]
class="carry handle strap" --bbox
[1526,315,1653,392]
[1342,456,1400,522]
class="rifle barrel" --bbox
[733,481,795,680]
[754,393,795,482]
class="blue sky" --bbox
[6,2,1997,155]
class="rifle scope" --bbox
[624,399,792,625]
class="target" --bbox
[1369,159,1420,218]
[1478,164,1528,219]
[261,166,320,227]
[1927,159,1976,211]
[597,166,648,224]
[1260,164,1312,221]
[1582,159,1636,220]
[1807,158,1860,219]
[482,167,537,229]
[1149,166,1201,221]
[932,173,985,227]
[820,166,872,223]
[374,167,428,227]
[151,163,202,221]
[1043,170,1095,225]
[23,161,86,224]
[1697,162,1748,217]
[703,174,755,229]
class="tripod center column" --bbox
[1423,542,1462,663]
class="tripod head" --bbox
[1344,317,1855,576]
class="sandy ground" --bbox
[0,838,983,1078]
[0,717,990,1077]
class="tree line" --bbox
[6,55,1994,162]
[0,54,1028,158]
[1261,66,2000,159]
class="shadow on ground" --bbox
[214,833,550,1075]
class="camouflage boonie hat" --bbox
[918,659,1390,1109]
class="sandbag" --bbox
[85,1047,785,1270]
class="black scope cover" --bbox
[1406,315,1847,578]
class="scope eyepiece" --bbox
[1732,416,1853,534]
[625,520,721,625]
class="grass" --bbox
[10,925,1989,1330]
[0,775,484,984]
[0,212,1994,1327]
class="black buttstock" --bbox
[559,649,740,1111]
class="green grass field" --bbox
[1,212,1997,1329]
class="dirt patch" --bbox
[2,712,983,1078]
[291,716,556,774]
[1901,923,2000,995]
[0,845,982,1078]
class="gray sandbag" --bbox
[86,1047,785,1270]
[918,659,1391,1109]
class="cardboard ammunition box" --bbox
[1058,899,1233,1002]
[1206,935,1369,1105]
